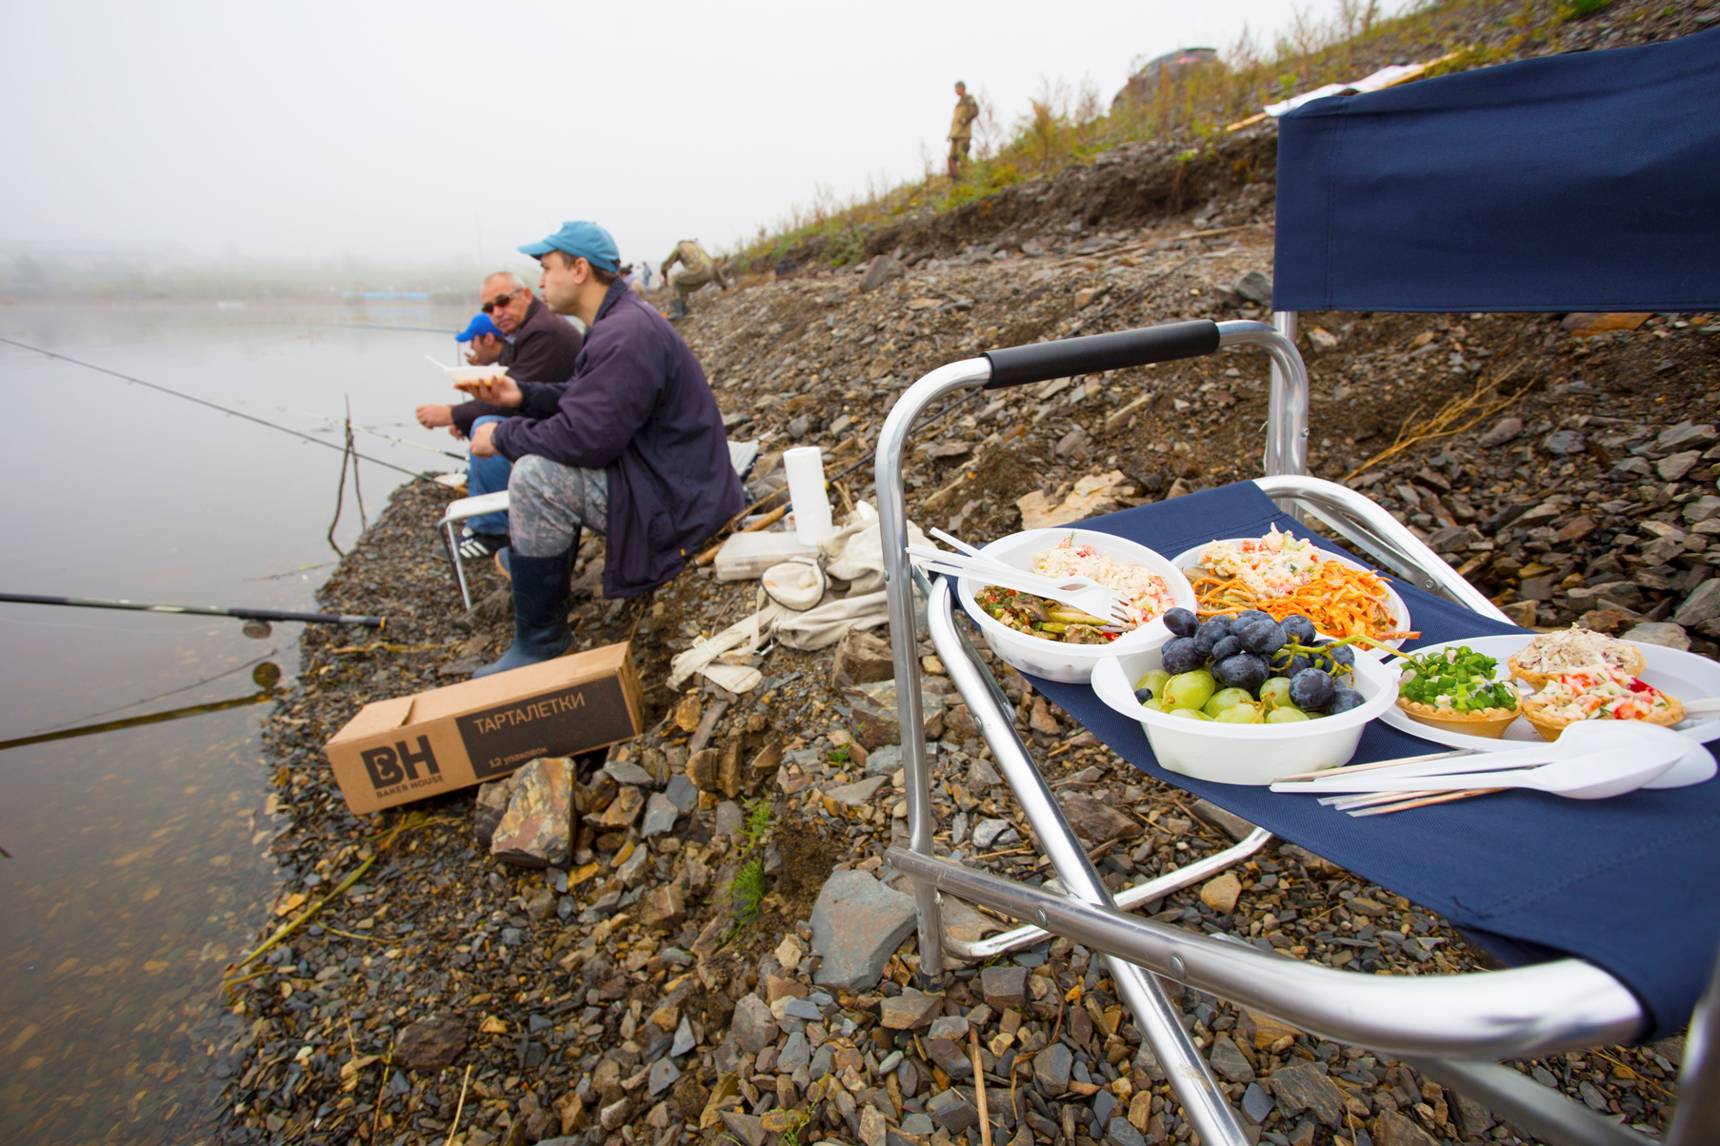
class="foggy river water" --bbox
[0,300,475,1142]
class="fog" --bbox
[2,0,1412,292]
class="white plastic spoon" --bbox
[1277,726,1687,801]
[425,354,455,371]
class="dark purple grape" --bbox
[1163,607,1198,638]
[1209,635,1243,662]
[1236,609,1273,625]
[1237,618,1286,655]
[1327,686,1367,714]
[1213,652,1269,694]
[1193,617,1233,654]
[1161,637,1205,675]
[1326,643,1356,668]
[1288,668,1336,711]
[1281,615,1317,645]
[1270,648,1313,677]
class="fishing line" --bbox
[18,648,283,738]
[0,336,427,479]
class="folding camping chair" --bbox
[876,29,1720,1146]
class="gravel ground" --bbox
[214,10,1719,1143]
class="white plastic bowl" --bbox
[1090,645,1399,784]
[954,528,1196,684]
[444,364,511,386]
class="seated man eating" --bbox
[464,220,744,677]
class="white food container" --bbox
[954,528,1196,684]
[1090,645,1400,784]
[444,364,512,386]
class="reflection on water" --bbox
[0,300,470,1142]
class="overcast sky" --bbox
[2,0,1414,274]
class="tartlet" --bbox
[1517,667,1685,741]
[1395,645,1521,738]
[1508,627,1645,689]
[1395,695,1521,738]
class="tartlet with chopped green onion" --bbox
[1396,645,1521,738]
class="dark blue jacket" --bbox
[492,281,743,597]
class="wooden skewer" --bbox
[1347,787,1502,817]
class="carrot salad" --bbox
[1188,537,1415,642]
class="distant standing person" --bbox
[659,239,728,320]
[948,80,979,179]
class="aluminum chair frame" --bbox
[875,319,1715,1146]
[437,491,512,611]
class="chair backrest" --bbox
[1272,28,1720,315]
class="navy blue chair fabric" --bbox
[1014,482,1719,1041]
[1273,28,1720,314]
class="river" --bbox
[0,299,478,1142]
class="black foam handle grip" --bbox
[982,320,1221,389]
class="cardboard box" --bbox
[324,641,643,814]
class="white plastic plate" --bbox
[1379,634,1720,751]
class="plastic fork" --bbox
[907,545,1135,628]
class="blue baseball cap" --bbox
[454,313,503,343]
[518,220,621,273]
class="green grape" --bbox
[1214,703,1264,723]
[1265,706,1314,723]
[1162,669,1216,712]
[1168,707,1213,721]
[1135,668,1171,698]
[1203,687,1256,717]
[1259,677,1293,710]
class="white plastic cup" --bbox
[783,446,835,544]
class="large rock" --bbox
[490,757,574,868]
[393,1017,469,1071]
[832,628,897,689]
[811,868,917,989]
[859,254,903,293]
[472,777,512,849]
[1673,579,1720,637]
[640,792,679,838]
[845,679,946,750]
[728,994,778,1055]
[1062,794,1138,845]
[1268,1062,1347,1127]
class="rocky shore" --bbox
[214,214,1715,1143]
[215,15,1719,1138]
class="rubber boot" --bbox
[473,538,576,678]
[667,296,689,321]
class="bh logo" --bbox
[361,736,441,789]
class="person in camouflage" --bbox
[659,239,728,319]
[948,80,980,179]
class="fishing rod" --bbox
[0,592,384,629]
[0,336,426,479]
[0,682,279,753]
[239,396,466,462]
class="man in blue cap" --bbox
[461,221,744,677]
[414,312,514,557]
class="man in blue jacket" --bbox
[463,221,744,677]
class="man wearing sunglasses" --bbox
[416,272,587,556]
[462,220,743,677]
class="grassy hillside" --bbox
[728,0,1661,274]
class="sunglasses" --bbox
[481,290,519,314]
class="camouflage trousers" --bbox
[671,264,727,302]
[948,136,972,178]
[509,454,608,557]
